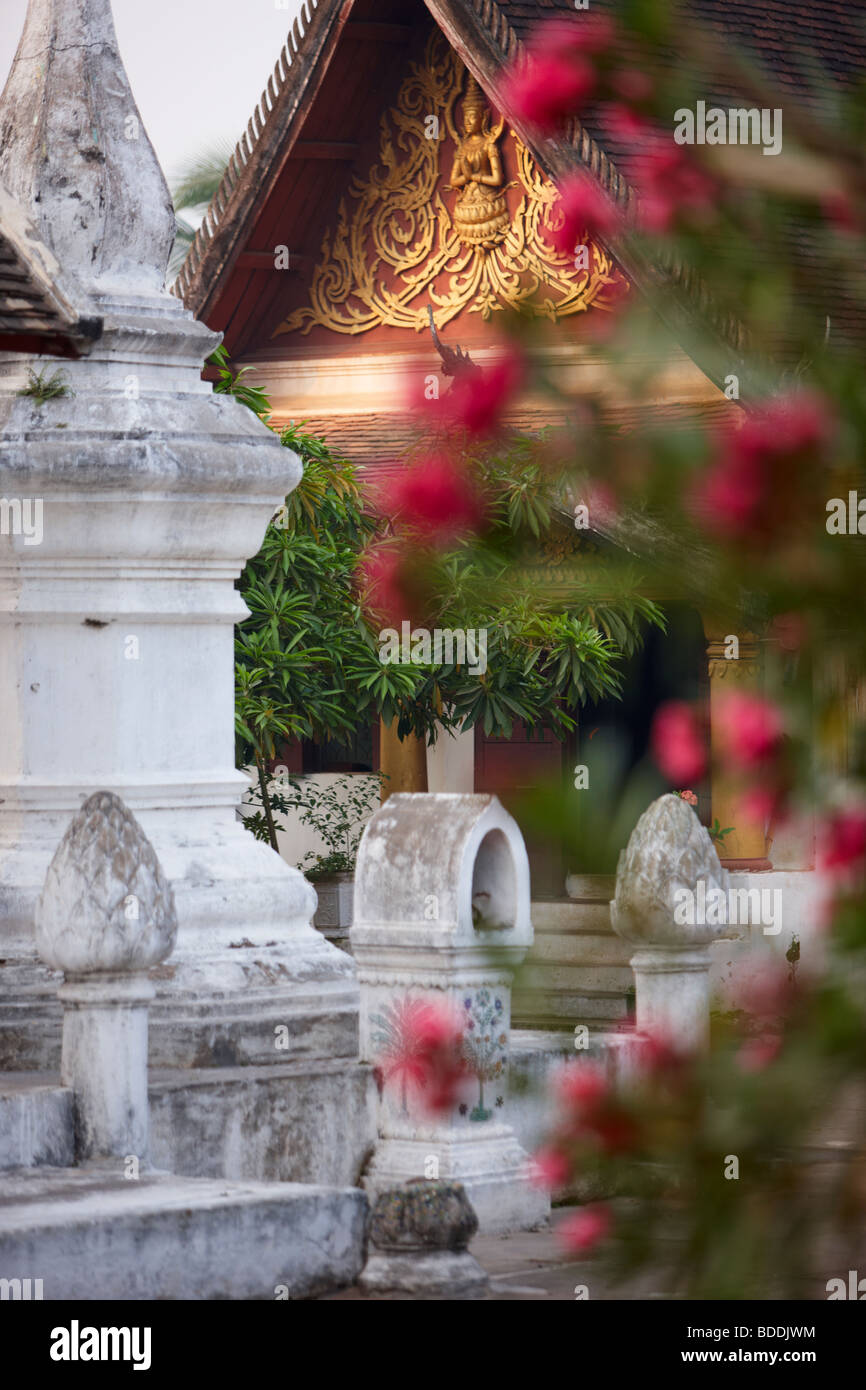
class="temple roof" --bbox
[0,186,101,358]
[173,0,865,397]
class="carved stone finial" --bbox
[35,790,177,975]
[370,1180,479,1254]
[0,0,175,307]
[611,793,729,947]
[360,1181,490,1299]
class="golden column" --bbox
[704,622,772,869]
[379,719,428,801]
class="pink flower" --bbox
[555,1061,608,1109]
[375,996,469,1118]
[639,1030,689,1075]
[603,102,652,144]
[558,1204,612,1254]
[584,481,619,522]
[534,14,617,58]
[530,1146,571,1191]
[770,612,808,654]
[677,789,698,806]
[357,547,413,627]
[611,69,654,104]
[732,957,791,1020]
[447,348,525,437]
[736,1034,782,1073]
[502,52,595,133]
[739,781,787,830]
[691,454,764,535]
[822,192,858,232]
[692,391,833,543]
[633,141,717,233]
[716,693,784,769]
[818,808,866,874]
[552,173,623,257]
[651,701,707,783]
[390,454,484,541]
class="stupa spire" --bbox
[0,0,175,307]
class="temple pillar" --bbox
[379,719,428,800]
[704,621,772,870]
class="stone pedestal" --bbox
[359,1180,489,1299]
[35,791,177,1163]
[628,948,715,1053]
[0,0,357,1071]
[611,794,731,1053]
[352,793,549,1232]
[59,978,155,1162]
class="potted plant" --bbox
[281,774,383,948]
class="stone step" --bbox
[521,962,635,994]
[513,989,632,1023]
[523,900,632,1030]
[148,1058,377,1186]
[532,900,613,934]
[0,1061,378,1187]
[0,1167,366,1300]
[0,1077,74,1171]
[527,930,633,967]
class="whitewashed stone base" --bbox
[630,946,714,1053]
[360,1249,489,1299]
[0,1167,367,1300]
[363,1127,549,1234]
[0,817,359,1071]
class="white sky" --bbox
[1,0,306,186]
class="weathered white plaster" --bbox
[611,794,731,1051]
[0,1167,368,1300]
[426,724,475,794]
[35,791,176,1161]
[352,793,549,1232]
[0,0,357,1070]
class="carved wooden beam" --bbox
[237,250,312,272]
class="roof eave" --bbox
[173,0,356,322]
[0,185,103,359]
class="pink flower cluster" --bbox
[444,347,526,438]
[652,701,707,783]
[389,453,485,542]
[377,998,470,1118]
[630,137,717,234]
[716,692,784,770]
[501,15,617,134]
[529,1060,648,1255]
[819,807,866,876]
[693,391,833,543]
[651,691,790,831]
[359,446,489,624]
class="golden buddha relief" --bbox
[275,32,623,339]
[447,74,510,249]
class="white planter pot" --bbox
[312,872,355,949]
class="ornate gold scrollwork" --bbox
[274,32,622,339]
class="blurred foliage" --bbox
[494,0,866,1299]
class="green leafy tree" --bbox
[215,353,662,850]
[168,143,233,280]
